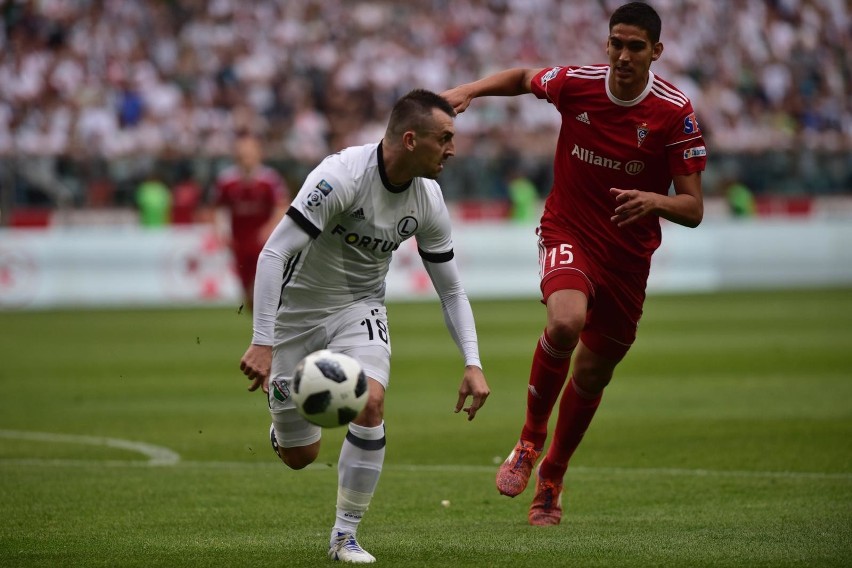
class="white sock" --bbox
[331,421,385,543]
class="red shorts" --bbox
[537,226,649,361]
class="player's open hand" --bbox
[610,187,660,227]
[239,344,272,394]
[455,365,490,421]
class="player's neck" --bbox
[608,73,650,102]
[384,166,413,187]
[379,141,413,189]
[239,163,259,177]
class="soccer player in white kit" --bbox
[239,89,491,564]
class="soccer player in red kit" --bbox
[211,133,290,309]
[442,1,706,525]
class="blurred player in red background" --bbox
[209,132,290,310]
[443,1,706,526]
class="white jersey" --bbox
[251,142,481,369]
[281,142,453,308]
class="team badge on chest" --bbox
[636,122,649,147]
[397,216,418,237]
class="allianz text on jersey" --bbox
[571,144,644,175]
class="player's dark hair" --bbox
[387,89,456,137]
[610,2,662,44]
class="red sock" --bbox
[520,330,573,449]
[539,378,602,481]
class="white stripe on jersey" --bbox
[567,65,607,80]
[652,79,689,103]
[665,134,704,148]
[651,80,689,108]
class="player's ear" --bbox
[651,41,663,61]
[403,130,417,151]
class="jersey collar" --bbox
[377,141,412,193]
[605,68,655,107]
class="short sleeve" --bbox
[289,163,350,236]
[666,104,707,176]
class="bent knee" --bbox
[352,380,385,427]
[572,347,618,393]
[546,316,583,349]
[278,444,319,470]
[571,369,612,394]
[354,397,384,427]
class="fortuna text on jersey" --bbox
[331,224,402,253]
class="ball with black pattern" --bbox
[291,350,368,428]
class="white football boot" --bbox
[328,531,376,563]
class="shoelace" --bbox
[512,444,537,469]
[537,480,562,509]
[333,534,363,552]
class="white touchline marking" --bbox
[0,430,180,466]
[1,449,849,481]
[383,464,852,481]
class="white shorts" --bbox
[268,300,391,448]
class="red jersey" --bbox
[532,64,707,271]
[213,165,287,249]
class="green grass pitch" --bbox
[1,288,851,567]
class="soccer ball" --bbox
[291,350,369,428]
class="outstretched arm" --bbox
[422,257,491,420]
[441,68,542,113]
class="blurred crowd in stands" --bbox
[0,0,850,212]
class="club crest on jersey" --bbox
[683,113,700,134]
[636,122,649,147]
[316,179,334,195]
[397,216,418,237]
[540,67,562,85]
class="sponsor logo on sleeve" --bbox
[304,189,324,211]
[540,67,562,85]
[316,179,334,195]
[683,146,707,160]
[683,113,700,134]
